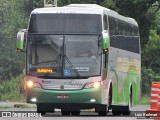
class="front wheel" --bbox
[96,105,107,116]
[37,104,55,115]
[121,93,132,115]
[61,110,70,115]
[70,110,80,116]
[37,104,47,115]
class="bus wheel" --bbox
[37,104,46,115]
[97,106,107,116]
[61,109,70,115]
[98,111,107,116]
[112,106,121,116]
[70,110,80,116]
[121,93,132,115]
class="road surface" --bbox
[0,102,153,120]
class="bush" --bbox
[141,67,160,95]
[0,75,25,102]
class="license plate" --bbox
[57,94,69,99]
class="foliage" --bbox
[0,0,27,81]
[112,0,160,48]
[141,29,160,96]
[141,95,150,105]
[142,30,160,72]
[141,67,160,95]
[0,75,25,102]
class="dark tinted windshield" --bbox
[65,35,101,76]
[28,14,102,34]
[27,35,101,78]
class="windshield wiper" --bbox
[44,54,81,78]
[44,53,62,77]
[64,55,81,78]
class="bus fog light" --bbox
[90,99,96,102]
[31,98,37,102]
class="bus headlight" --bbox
[93,82,101,88]
[26,81,34,88]
[84,81,101,89]
[26,81,42,88]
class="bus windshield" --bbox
[27,35,102,78]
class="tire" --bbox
[61,110,70,115]
[70,110,80,116]
[121,93,132,115]
[97,106,107,116]
[37,104,55,115]
[98,111,107,116]
[39,112,46,115]
[37,104,47,115]
[112,106,121,116]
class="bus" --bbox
[16,4,141,116]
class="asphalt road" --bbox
[0,102,153,120]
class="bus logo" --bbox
[60,85,64,89]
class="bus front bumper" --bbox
[27,88,101,105]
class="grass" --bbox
[141,95,150,105]
[0,75,26,102]
[0,106,13,109]
[14,104,30,108]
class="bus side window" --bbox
[114,19,118,35]
[131,25,134,36]
[109,17,113,35]
[109,17,116,36]
[103,15,108,30]
[133,26,136,36]
[124,23,127,36]
[126,25,130,37]
[119,21,124,35]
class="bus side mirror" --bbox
[102,30,109,53]
[16,29,26,52]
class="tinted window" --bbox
[28,14,102,34]
[109,16,140,53]
[110,37,140,53]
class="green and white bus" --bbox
[16,4,141,116]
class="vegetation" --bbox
[0,75,25,102]
[141,95,151,105]
[0,0,160,103]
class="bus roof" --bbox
[31,4,138,26]
[31,4,103,14]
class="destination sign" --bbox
[36,68,53,73]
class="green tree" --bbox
[0,0,27,81]
[112,0,160,48]
[142,30,160,71]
